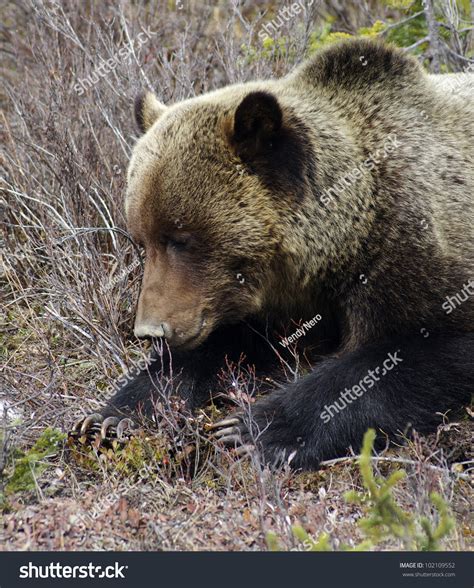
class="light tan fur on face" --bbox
[133,243,207,347]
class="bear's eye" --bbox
[164,234,191,252]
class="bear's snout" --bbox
[134,322,167,339]
[134,314,205,348]
[132,247,209,348]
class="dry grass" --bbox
[1,0,472,551]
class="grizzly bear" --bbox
[74,39,473,470]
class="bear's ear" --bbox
[134,91,167,134]
[232,91,282,157]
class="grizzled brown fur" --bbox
[94,39,473,469]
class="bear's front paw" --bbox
[69,413,137,446]
[209,415,256,457]
[210,403,303,467]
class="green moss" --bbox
[5,428,66,495]
[69,430,179,485]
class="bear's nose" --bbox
[134,322,172,340]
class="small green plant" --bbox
[308,22,353,54]
[346,429,454,550]
[240,35,296,65]
[3,428,66,495]
[267,525,331,552]
[266,429,455,551]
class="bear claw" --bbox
[115,418,136,441]
[74,413,103,435]
[209,417,241,430]
[210,417,243,446]
[70,414,136,445]
[210,416,255,457]
[100,416,119,439]
[234,444,255,457]
[213,425,239,439]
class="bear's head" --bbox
[126,89,326,349]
